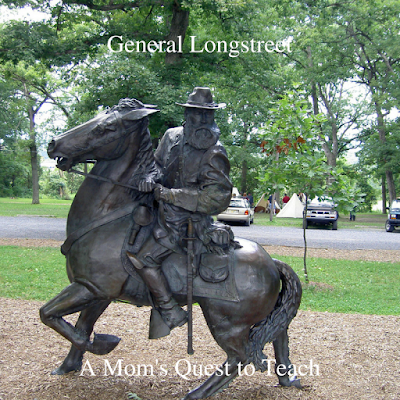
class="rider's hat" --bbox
[177,87,226,110]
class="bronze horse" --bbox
[41,99,302,399]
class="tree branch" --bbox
[63,0,165,12]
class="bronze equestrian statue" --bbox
[41,88,302,399]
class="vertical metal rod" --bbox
[187,218,194,355]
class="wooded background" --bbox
[0,0,399,212]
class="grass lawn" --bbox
[274,254,400,316]
[0,197,72,218]
[0,245,398,315]
[0,246,69,301]
[254,211,387,230]
[0,197,388,230]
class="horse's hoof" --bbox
[51,364,81,375]
[181,394,195,400]
[181,389,203,400]
[51,367,65,375]
[290,378,302,389]
[87,333,121,355]
[279,376,302,389]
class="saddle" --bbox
[161,250,239,302]
[121,210,239,302]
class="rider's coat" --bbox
[152,126,232,254]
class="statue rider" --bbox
[127,87,232,331]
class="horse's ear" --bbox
[123,108,159,121]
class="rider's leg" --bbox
[127,237,187,329]
[137,264,187,329]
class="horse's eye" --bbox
[91,124,105,137]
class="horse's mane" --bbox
[108,98,147,114]
[105,98,159,199]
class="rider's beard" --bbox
[184,121,221,150]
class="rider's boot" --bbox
[126,252,187,330]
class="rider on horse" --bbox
[127,87,233,331]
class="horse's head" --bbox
[48,99,158,171]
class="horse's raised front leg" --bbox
[51,299,111,375]
[40,282,119,356]
[272,328,301,388]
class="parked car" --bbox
[304,197,338,230]
[385,200,400,232]
[217,197,254,226]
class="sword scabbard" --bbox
[186,218,194,355]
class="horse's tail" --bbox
[247,258,302,371]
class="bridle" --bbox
[65,109,147,191]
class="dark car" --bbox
[385,200,400,232]
[304,197,338,230]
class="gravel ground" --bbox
[0,298,399,400]
[0,238,399,263]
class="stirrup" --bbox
[159,304,188,330]
[149,308,171,339]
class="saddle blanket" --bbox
[121,221,239,303]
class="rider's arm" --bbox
[156,144,232,215]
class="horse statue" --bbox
[41,98,302,400]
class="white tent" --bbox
[232,187,240,197]
[276,193,304,218]
[254,193,281,213]
[255,193,268,211]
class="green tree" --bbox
[0,74,31,197]
[342,1,400,204]
[270,1,366,171]
[357,119,400,210]
[0,60,70,203]
[259,91,364,281]
[40,169,71,199]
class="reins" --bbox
[61,203,135,255]
[69,166,138,191]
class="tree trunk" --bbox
[374,99,396,203]
[308,48,336,186]
[385,170,396,205]
[318,84,338,168]
[25,84,40,204]
[381,175,386,213]
[240,158,247,195]
[165,1,189,65]
[29,141,40,204]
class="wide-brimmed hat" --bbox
[177,87,226,109]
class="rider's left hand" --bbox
[154,185,175,203]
